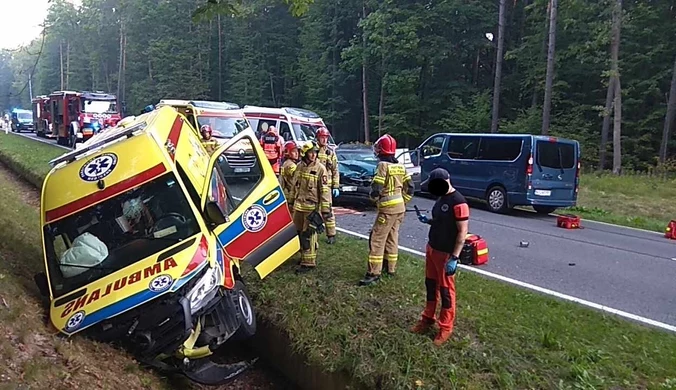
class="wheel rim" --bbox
[489,189,504,210]
[237,291,253,326]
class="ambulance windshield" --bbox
[197,115,250,139]
[292,123,335,144]
[43,173,201,297]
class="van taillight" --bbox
[576,162,581,177]
[526,155,533,175]
[575,161,581,193]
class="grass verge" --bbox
[245,237,676,390]
[0,163,169,389]
[0,134,65,188]
[563,172,676,233]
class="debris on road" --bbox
[519,241,529,248]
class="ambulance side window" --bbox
[213,136,263,213]
[279,122,292,141]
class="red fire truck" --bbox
[40,90,121,146]
[32,95,50,136]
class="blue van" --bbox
[412,133,581,214]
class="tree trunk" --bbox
[122,32,127,104]
[60,41,64,90]
[531,0,551,109]
[541,0,557,135]
[269,73,276,106]
[65,40,70,89]
[361,0,370,143]
[473,49,480,87]
[598,77,615,171]
[610,0,622,175]
[378,59,385,137]
[218,14,223,101]
[116,23,123,101]
[490,0,507,133]
[612,77,622,174]
[659,55,676,164]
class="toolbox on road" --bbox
[557,214,581,229]
[460,234,489,266]
[665,220,676,239]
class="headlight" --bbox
[83,117,91,124]
[186,264,222,314]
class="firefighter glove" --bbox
[418,214,430,224]
[307,210,326,234]
[445,256,459,276]
[332,189,340,198]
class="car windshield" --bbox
[17,112,32,121]
[292,123,335,144]
[82,100,118,114]
[197,115,250,139]
[337,150,378,163]
[43,173,201,297]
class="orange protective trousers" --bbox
[420,244,457,333]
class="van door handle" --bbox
[542,173,553,179]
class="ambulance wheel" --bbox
[533,205,557,214]
[486,186,509,214]
[232,281,256,341]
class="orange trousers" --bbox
[268,159,280,175]
[421,244,457,333]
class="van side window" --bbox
[422,135,446,157]
[278,121,293,141]
[447,136,479,160]
[213,136,263,213]
[477,137,523,161]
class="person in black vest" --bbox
[410,167,469,346]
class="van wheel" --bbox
[533,205,557,214]
[232,281,256,341]
[486,186,509,213]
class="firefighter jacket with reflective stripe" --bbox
[289,159,332,214]
[260,133,283,161]
[202,140,218,155]
[279,158,298,203]
[317,145,339,189]
[371,161,415,214]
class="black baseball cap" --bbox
[421,168,451,196]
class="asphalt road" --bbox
[12,130,676,329]
[335,196,676,327]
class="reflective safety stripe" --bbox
[477,248,489,256]
[321,202,331,208]
[384,254,398,261]
[294,203,317,212]
[379,194,404,207]
[372,176,386,185]
[321,187,330,192]
[301,173,317,180]
[368,255,383,263]
[387,164,406,176]
[402,193,413,202]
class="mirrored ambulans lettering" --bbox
[60,257,178,318]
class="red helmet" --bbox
[200,124,213,140]
[374,134,397,156]
[316,127,331,138]
[283,140,298,155]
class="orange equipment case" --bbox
[460,234,489,266]
[665,220,676,240]
[557,214,581,229]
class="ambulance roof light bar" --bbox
[48,121,147,168]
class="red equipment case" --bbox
[665,220,676,240]
[557,214,581,229]
[459,234,489,266]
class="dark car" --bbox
[335,145,378,204]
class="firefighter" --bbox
[316,126,340,244]
[259,125,284,175]
[200,124,218,155]
[359,134,415,286]
[288,141,332,273]
[411,167,469,346]
[280,140,299,204]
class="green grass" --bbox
[245,237,676,390]
[0,133,65,188]
[563,171,676,233]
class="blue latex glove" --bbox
[332,189,340,198]
[418,214,430,224]
[445,256,459,276]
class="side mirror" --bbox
[34,272,49,297]
[205,201,228,226]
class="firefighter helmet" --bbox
[374,134,397,156]
[284,140,298,155]
[316,126,331,138]
[299,141,319,157]
[200,124,213,140]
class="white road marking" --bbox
[336,226,676,333]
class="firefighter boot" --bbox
[326,236,336,244]
[358,272,380,286]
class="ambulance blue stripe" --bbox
[217,187,286,245]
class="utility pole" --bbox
[28,73,33,100]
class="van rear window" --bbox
[536,141,575,169]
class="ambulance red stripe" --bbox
[45,163,167,223]
[166,115,183,161]
[225,205,292,258]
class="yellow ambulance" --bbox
[34,105,299,385]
